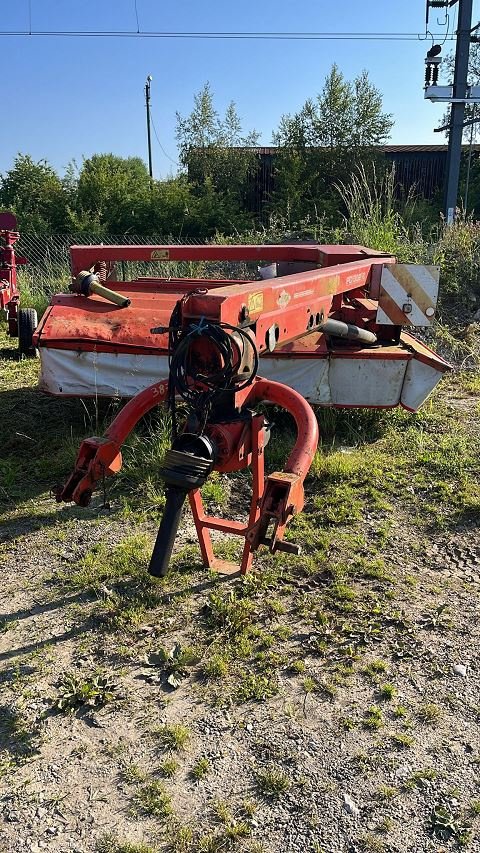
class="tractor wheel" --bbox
[18,308,38,356]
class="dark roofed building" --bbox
[238,145,480,216]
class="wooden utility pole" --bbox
[145,75,153,181]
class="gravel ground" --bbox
[1,355,479,853]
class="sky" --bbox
[1,0,479,178]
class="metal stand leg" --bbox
[187,415,266,576]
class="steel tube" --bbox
[90,280,131,308]
[320,318,377,344]
[246,377,319,478]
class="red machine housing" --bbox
[0,212,23,336]
[52,242,451,577]
[33,243,449,412]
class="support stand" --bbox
[188,415,266,575]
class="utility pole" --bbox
[145,75,153,181]
[444,0,474,223]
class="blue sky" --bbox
[1,0,478,177]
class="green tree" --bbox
[0,154,69,231]
[272,64,394,223]
[176,83,260,229]
[75,154,151,233]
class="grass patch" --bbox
[191,757,210,781]
[133,780,172,818]
[97,835,158,853]
[154,724,190,751]
[255,767,290,798]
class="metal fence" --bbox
[16,233,258,287]
[16,233,195,275]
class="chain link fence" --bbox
[15,234,259,313]
[16,233,202,275]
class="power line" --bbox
[150,113,180,167]
[0,29,459,41]
[133,0,140,34]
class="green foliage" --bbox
[255,767,290,798]
[0,154,71,231]
[154,724,190,751]
[54,672,117,713]
[176,82,259,234]
[191,757,210,780]
[134,780,173,818]
[75,154,151,234]
[272,64,393,222]
[143,643,200,689]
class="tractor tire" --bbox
[18,308,38,356]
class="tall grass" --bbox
[335,164,429,262]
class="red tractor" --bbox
[0,212,37,354]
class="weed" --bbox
[256,767,290,798]
[121,763,147,784]
[404,768,437,790]
[376,785,398,801]
[363,706,383,730]
[362,660,388,679]
[205,590,254,635]
[154,724,190,751]
[54,672,117,713]
[357,833,386,852]
[191,757,210,781]
[143,643,200,689]
[134,781,172,818]
[377,683,397,701]
[214,801,250,840]
[429,803,470,843]
[392,704,408,718]
[168,824,194,852]
[159,758,178,778]
[390,733,414,749]
[203,655,229,679]
[235,672,278,703]
[417,703,442,725]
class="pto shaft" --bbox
[71,270,131,308]
[148,434,216,579]
[149,487,188,578]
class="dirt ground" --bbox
[1,334,479,853]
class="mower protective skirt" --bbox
[36,332,449,413]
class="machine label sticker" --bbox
[248,291,264,313]
[151,249,170,260]
[293,289,314,299]
[346,272,366,288]
[277,290,291,308]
